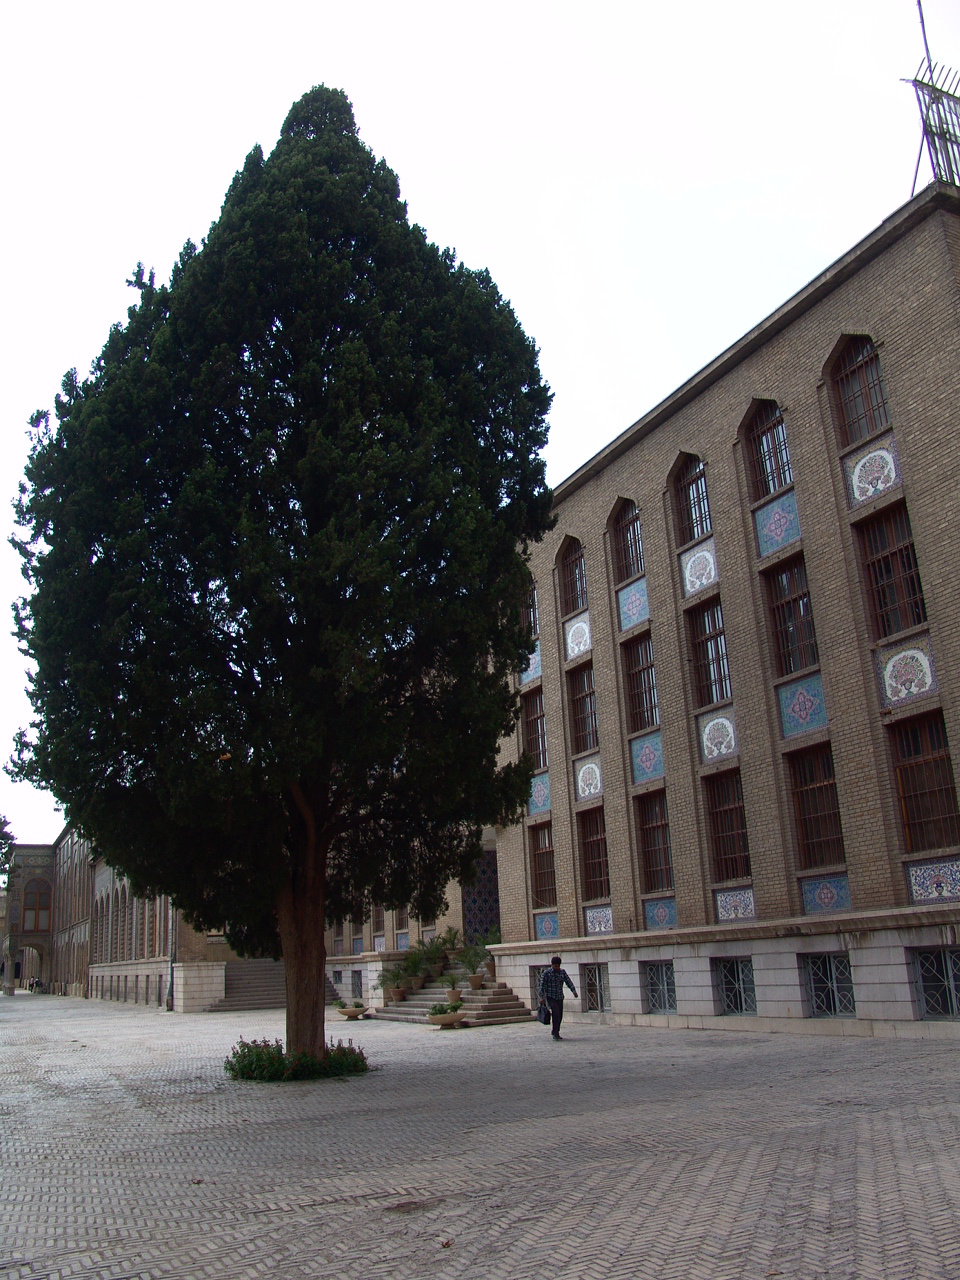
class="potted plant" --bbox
[338,999,366,1020]
[427,1000,466,1028]
[375,965,407,1004]
[442,971,463,1002]
[401,947,426,990]
[438,925,462,959]
[457,941,487,989]
[481,926,501,978]
[417,934,446,978]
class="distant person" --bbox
[537,956,578,1040]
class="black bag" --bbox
[536,1002,551,1025]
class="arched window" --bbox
[137,900,146,959]
[611,500,644,585]
[22,879,51,932]
[744,401,792,500]
[559,539,588,616]
[675,455,711,545]
[832,336,890,446]
[125,890,134,961]
[119,886,128,961]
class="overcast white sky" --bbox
[2,0,959,843]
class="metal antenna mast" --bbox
[909,1,960,195]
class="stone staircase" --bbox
[371,965,532,1027]
[205,958,286,1012]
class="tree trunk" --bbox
[277,786,328,1057]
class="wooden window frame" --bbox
[704,769,751,882]
[578,807,611,901]
[859,503,926,639]
[529,822,558,910]
[689,599,731,707]
[789,744,846,869]
[635,790,674,893]
[612,500,644,585]
[833,336,890,446]
[522,688,549,772]
[891,712,960,854]
[675,455,711,545]
[746,400,793,499]
[559,540,588,617]
[767,556,819,676]
[568,663,599,755]
[622,633,659,734]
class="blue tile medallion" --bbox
[778,674,827,737]
[617,578,650,631]
[631,732,665,784]
[644,898,678,930]
[528,771,551,816]
[801,874,851,914]
[534,911,560,940]
[754,489,801,557]
[520,641,541,685]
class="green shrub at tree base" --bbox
[224,1037,368,1081]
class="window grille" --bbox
[581,963,610,1012]
[522,584,539,639]
[914,948,960,1019]
[395,904,409,931]
[713,957,757,1015]
[529,965,550,1007]
[529,823,557,909]
[351,971,363,1000]
[767,557,819,676]
[522,689,549,771]
[578,807,611,901]
[689,600,731,707]
[675,455,711,545]
[640,960,677,1013]
[833,336,890,446]
[612,500,644,584]
[623,634,659,733]
[746,400,793,499]
[636,791,674,893]
[859,504,926,639]
[560,540,588,616]
[372,903,385,934]
[704,770,751,882]
[789,745,846,869]
[802,953,856,1016]
[332,969,343,985]
[891,712,960,853]
[568,663,599,754]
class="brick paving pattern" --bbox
[2,994,959,1279]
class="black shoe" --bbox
[552,1034,562,1040]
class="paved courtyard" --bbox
[2,995,959,1280]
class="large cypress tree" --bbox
[12,87,552,1054]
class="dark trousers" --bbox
[546,996,563,1036]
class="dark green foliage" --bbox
[224,1036,368,1081]
[0,817,14,880]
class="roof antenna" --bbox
[909,1,960,195]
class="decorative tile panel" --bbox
[396,932,410,951]
[352,938,363,955]
[778,674,827,737]
[801,874,851,914]
[698,710,737,762]
[374,935,386,952]
[644,898,678,929]
[617,578,649,631]
[875,635,936,707]
[907,857,960,903]
[754,489,801,558]
[681,537,718,597]
[715,887,756,921]
[574,754,603,801]
[534,911,560,940]
[564,611,592,660]
[463,846,501,942]
[843,432,900,507]
[585,904,614,935]
[519,641,541,685]
[528,771,551,816]
[631,732,665,784]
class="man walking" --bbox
[537,956,578,1040]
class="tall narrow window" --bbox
[690,600,731,706]
[789,745,846,869]
[767,557,819,676]
[579,807,611,900]
[746,400,792,499]
[636,791,674,893]
[833,336,890,446]
[372,903,385,935]
[891,712,960,853]
[705,770,751,881]
[395,904,409,931]
[675,455,711,545]
[568,663,599,754]
[612,500,644,585]
[522,584,539,639]
[622,634,659,733]
[22,879,51,932]
[859,503,926,638]
[522,689,548,771]
[529,822,557,909]
[560,539,588,616]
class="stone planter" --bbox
[337,1007,366,1020]
[444,988,463,1002]
[388,987,406,1003]
[407,975,425,991]
[484,959,496,979]
[428,1010,466,1028]
[468,973,485,990]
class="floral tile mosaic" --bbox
[585,904,614,934]
[875,634,936,707]
[681,537,718,597]
[519,640,541,685]
[528,771,551,816]
[754,489,801,558]
[564,611,592,660]
[574,754,603,801]
[617,578,650,631]
[396,932,410,950]
[801,874,851,914]
[843,432,901,507]
[534,911,560,940]
[374,935,386,952]
[715,887,756,921]
[907,857,960,903]
[631,731,665,784]
[644,898,678,929]
[778,674,827,737]
[698,710,737,762]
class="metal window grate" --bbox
[529,823,557,909]
[803,953,856,1017]
[351,971,363,1000]
[560,540,588,616]
[582,963,610,1012]
[578,807,611,901]
[747,400,793,499]
[705,770,751,882]
[636,791,674,893]
[915,948,960,1019]
[623,633,659,733]
[641,960,677,1013]
[522,585,539,640]
[713,957,757,1015]
[690,600,731,707]
[859,504,926,639]
[767,557,819,676]
[892,712,960,853]
[790,745,846,869]
[522,689,549,771]
[568,663,599,755]
[612,500,644,585]
[834,336,890,445]
[676,455,712,544]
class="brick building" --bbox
[493,182,960,1035]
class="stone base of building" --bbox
[90,961,173,1008]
